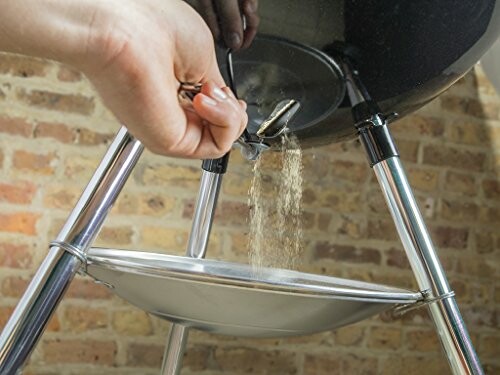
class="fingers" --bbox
[214,0,244,50]
[191,81,248,155]
[240,0,259,49]
[198,0,220,41]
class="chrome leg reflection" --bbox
[0,127,143,374]
[161,169,224,375]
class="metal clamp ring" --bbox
[392,289,456,317]
[49,241,87,271]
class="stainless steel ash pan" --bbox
[86,248,421,338]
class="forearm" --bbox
[0,0,102,66]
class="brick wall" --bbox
[0,53,498,375]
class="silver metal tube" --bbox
[161,170,223,375]
[373,157,483,375]
[0,127,143,374]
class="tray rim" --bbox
[86,248,422,304]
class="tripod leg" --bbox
[161,157,226,375]
[360,121,483,374]
[0,127,143,374]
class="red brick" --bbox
[0,242,32,268]
[0,212,39,235]
[446,121,490,146]
[77,128,114,146]
[95,226,133,247]
[431,226,469,249]
[1,275,29,297]
[366,219,398,241]
[441,96,500,120]
[445,171,477,195]
[43,185,80,209]
[440,199,479,222]
[214,347,297,374]
[392,115,445,137]
[57,65,83,82]
[126,343,163,367]
[482,179,500,200]
[0,116,32,137]
[0,181,37,204]
[330,160,368,183]
[16,89,95,116]
[34,122,75,143]
[13,150,57,175]
[386,248,411,269]
[405,329,441,352]
[43,339,116,365]
[0,54,50,77]
[65,278,112,299]
[63,306,107,332]
[423,144,487,171]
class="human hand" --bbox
[0,0,248,159]
[195,0,260,50]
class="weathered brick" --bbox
[13,150,57,175]
[405,329,440,352]
[57,65,83,82]
[304,354,377,375]
[0,54,50,77]
[65,278,113,299]
[482,178,500,200]
[330,160,368,183]
[126,343,163,367]
[16,89,95,116]
[423,144,487,171]
[445,171,477,195]
[386,248,411,269]
[440,199,479,222]
[112,310,152,335]
[0,212,39,235]
[43,339,116,365]
[0,116,32,137]
[0,242,32,268]
[392,115,445,137]
[77,128,114,146]
[138,194,176,216]
[366,219,398,241]
[480,335,500,359]
[95,226,133,247]
[63,306,107,332]
[475,231,498,254]
[34,122,75,143]
[1,275,29,297]
[337,215,363,239]
[396,139,419,162]
[222,173,252,196]
[431,226,469,249]
[407,167,439,191]
[380,356,448,375]
[0,181,36,204]
[126,343,211,370]
[43,185,80,209]
[64,155,100,180]
[456,258,495,279]
[314,243,381,265]
[441,96,500,120]
[139,163,200,189]
[214,347,297,374]
[334,325,365,346]
[141,227,188,252]
[367,326,401,350]
[446,121,490,146]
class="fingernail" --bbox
[201,95,218,106]
[212,86,228,101]
[228,32,241,48]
